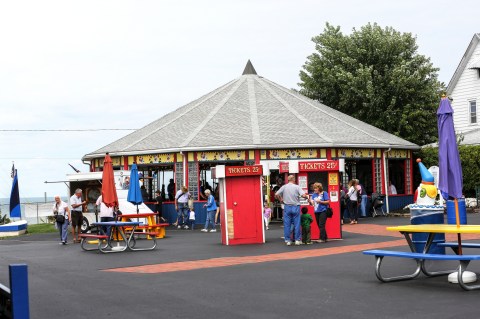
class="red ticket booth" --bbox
[214,165,265,245]
[297,160,342,240]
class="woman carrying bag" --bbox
[309,182,330,243]
[346,179,359,224]
[53,195,71,245]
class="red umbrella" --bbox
[102,153,118,208]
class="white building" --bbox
[447,33,480,138]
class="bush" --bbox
[418,145,480,197]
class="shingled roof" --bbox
[83,61,418,160]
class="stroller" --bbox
[371,193,387,217]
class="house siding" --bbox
[450,41,480,134]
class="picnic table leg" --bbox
[456,261,480,291]
[402,232,416,252]
[374,255,422,282]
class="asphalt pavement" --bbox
[1,214,480,319]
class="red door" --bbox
[226,176,261,240]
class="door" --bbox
[226,176,261,239]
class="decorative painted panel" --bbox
[136,153,174,164]
[268,148,318,159]
[95,157,121,167]
[260,150,267,160]
[337,148,376,158]
[197,150,246,161]
[387,149,409,159]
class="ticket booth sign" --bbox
[298,160,342,240]
[216,165,265,245]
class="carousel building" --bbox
[82,61,419,217]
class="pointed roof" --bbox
[83,63,418,160]
[447,33,480,95]
[242,60,257,75]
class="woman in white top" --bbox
[346,179,359,224]
[53,195,71,245]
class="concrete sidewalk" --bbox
[1,214,480,318]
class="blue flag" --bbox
[10,164,21,218]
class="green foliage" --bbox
[27,223,57,234]
[418,145,480,197]
[299,22,445,146]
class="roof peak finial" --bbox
[242,60,257,75]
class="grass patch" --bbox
[27,223,57,234]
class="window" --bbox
[470,100,477,124]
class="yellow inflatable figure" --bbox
[415,159,438,206]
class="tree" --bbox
[299,23,444,146]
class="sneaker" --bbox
[62,241,67,245]
[286,241,292,246]
[266,227,269,230]
[177,225,182,229]
[294,240,302,246]
[184,225,189,229]
[201,229,208,232]
[306,242,313,245]
[210,229,216,232]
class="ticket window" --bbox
[297,161,342,240]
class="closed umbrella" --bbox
[127,163,143,213]
[437,96,464,252]
[101,153,119,209]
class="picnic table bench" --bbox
[79,233,110,251]
[363,224,480,291]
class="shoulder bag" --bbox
[55,213,65,224]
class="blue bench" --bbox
[0,264,29,318]
[363,249,480,291]
[437,242,480,255]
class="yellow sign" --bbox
[328,173,338,186]
[387,149,409,159]
[336,148,376,158]
[197,150,246,161]
[268,149,318,159]
[136,153,174,164]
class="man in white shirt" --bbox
[388,181,397,195]
[96,195,115,237]
[275,175,309,246]
[70,189,86,243]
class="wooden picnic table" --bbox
[119,213,169,238]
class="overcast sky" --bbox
[0,0,478,199]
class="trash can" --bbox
[410,206,445,254]
[446,199,467,225]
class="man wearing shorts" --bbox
[70,188,86,243]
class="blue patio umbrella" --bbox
[437,96,464,251]
[127,163,143,213]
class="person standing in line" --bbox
[346,180,359,224]
[96,195,115,237]
[263,201,272,230]
[70,188,86,243]
[309,182,330,242]
[275,175,309,246]
[202,189,217,232]
[175,186,191,229]
[154,190,166,223]
[339,184,346,225]
[53,195,70,245]
[388,180,397,195]
[357,180,368,218]
[188,207,196,230]
[300,207,313,245]
[167,179,175,201]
